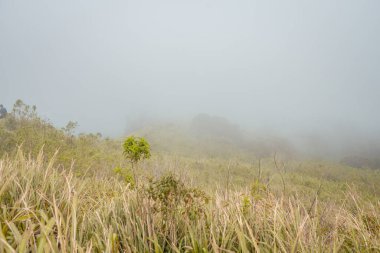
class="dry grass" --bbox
[1,149,380,252]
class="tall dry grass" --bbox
[1,149,379,252]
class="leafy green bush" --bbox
[123,136,151,164]
[146,174,209,220]
[250,179,267,200]
[123,136,151,186]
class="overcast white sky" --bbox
[1,0,379,138]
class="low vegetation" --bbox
[0,100,380,252]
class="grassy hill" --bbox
[0,100,380,252]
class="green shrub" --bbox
[123,136,151,186]
[146,174,209,220]
[113,166,136,188]
[241,195,251,215]
[250,179,267,200]
[123,136,151,165]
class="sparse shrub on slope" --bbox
[123,136,151,186]
[0,99,122,173]
[146,174,209,220]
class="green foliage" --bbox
[113,166,135,188]
[146,174,209,220]
[241,195,251,215]
[123,136,151,164]
[250,179,267,200]
[0,99,122,172]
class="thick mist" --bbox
[1,0,379,160]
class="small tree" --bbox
[123,136,151,186]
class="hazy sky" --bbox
[1,0,379,137]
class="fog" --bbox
[1,0,380,159]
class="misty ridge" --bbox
[3,97,379,169]
[125,113,380,169]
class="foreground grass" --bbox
[1,151,380,252]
